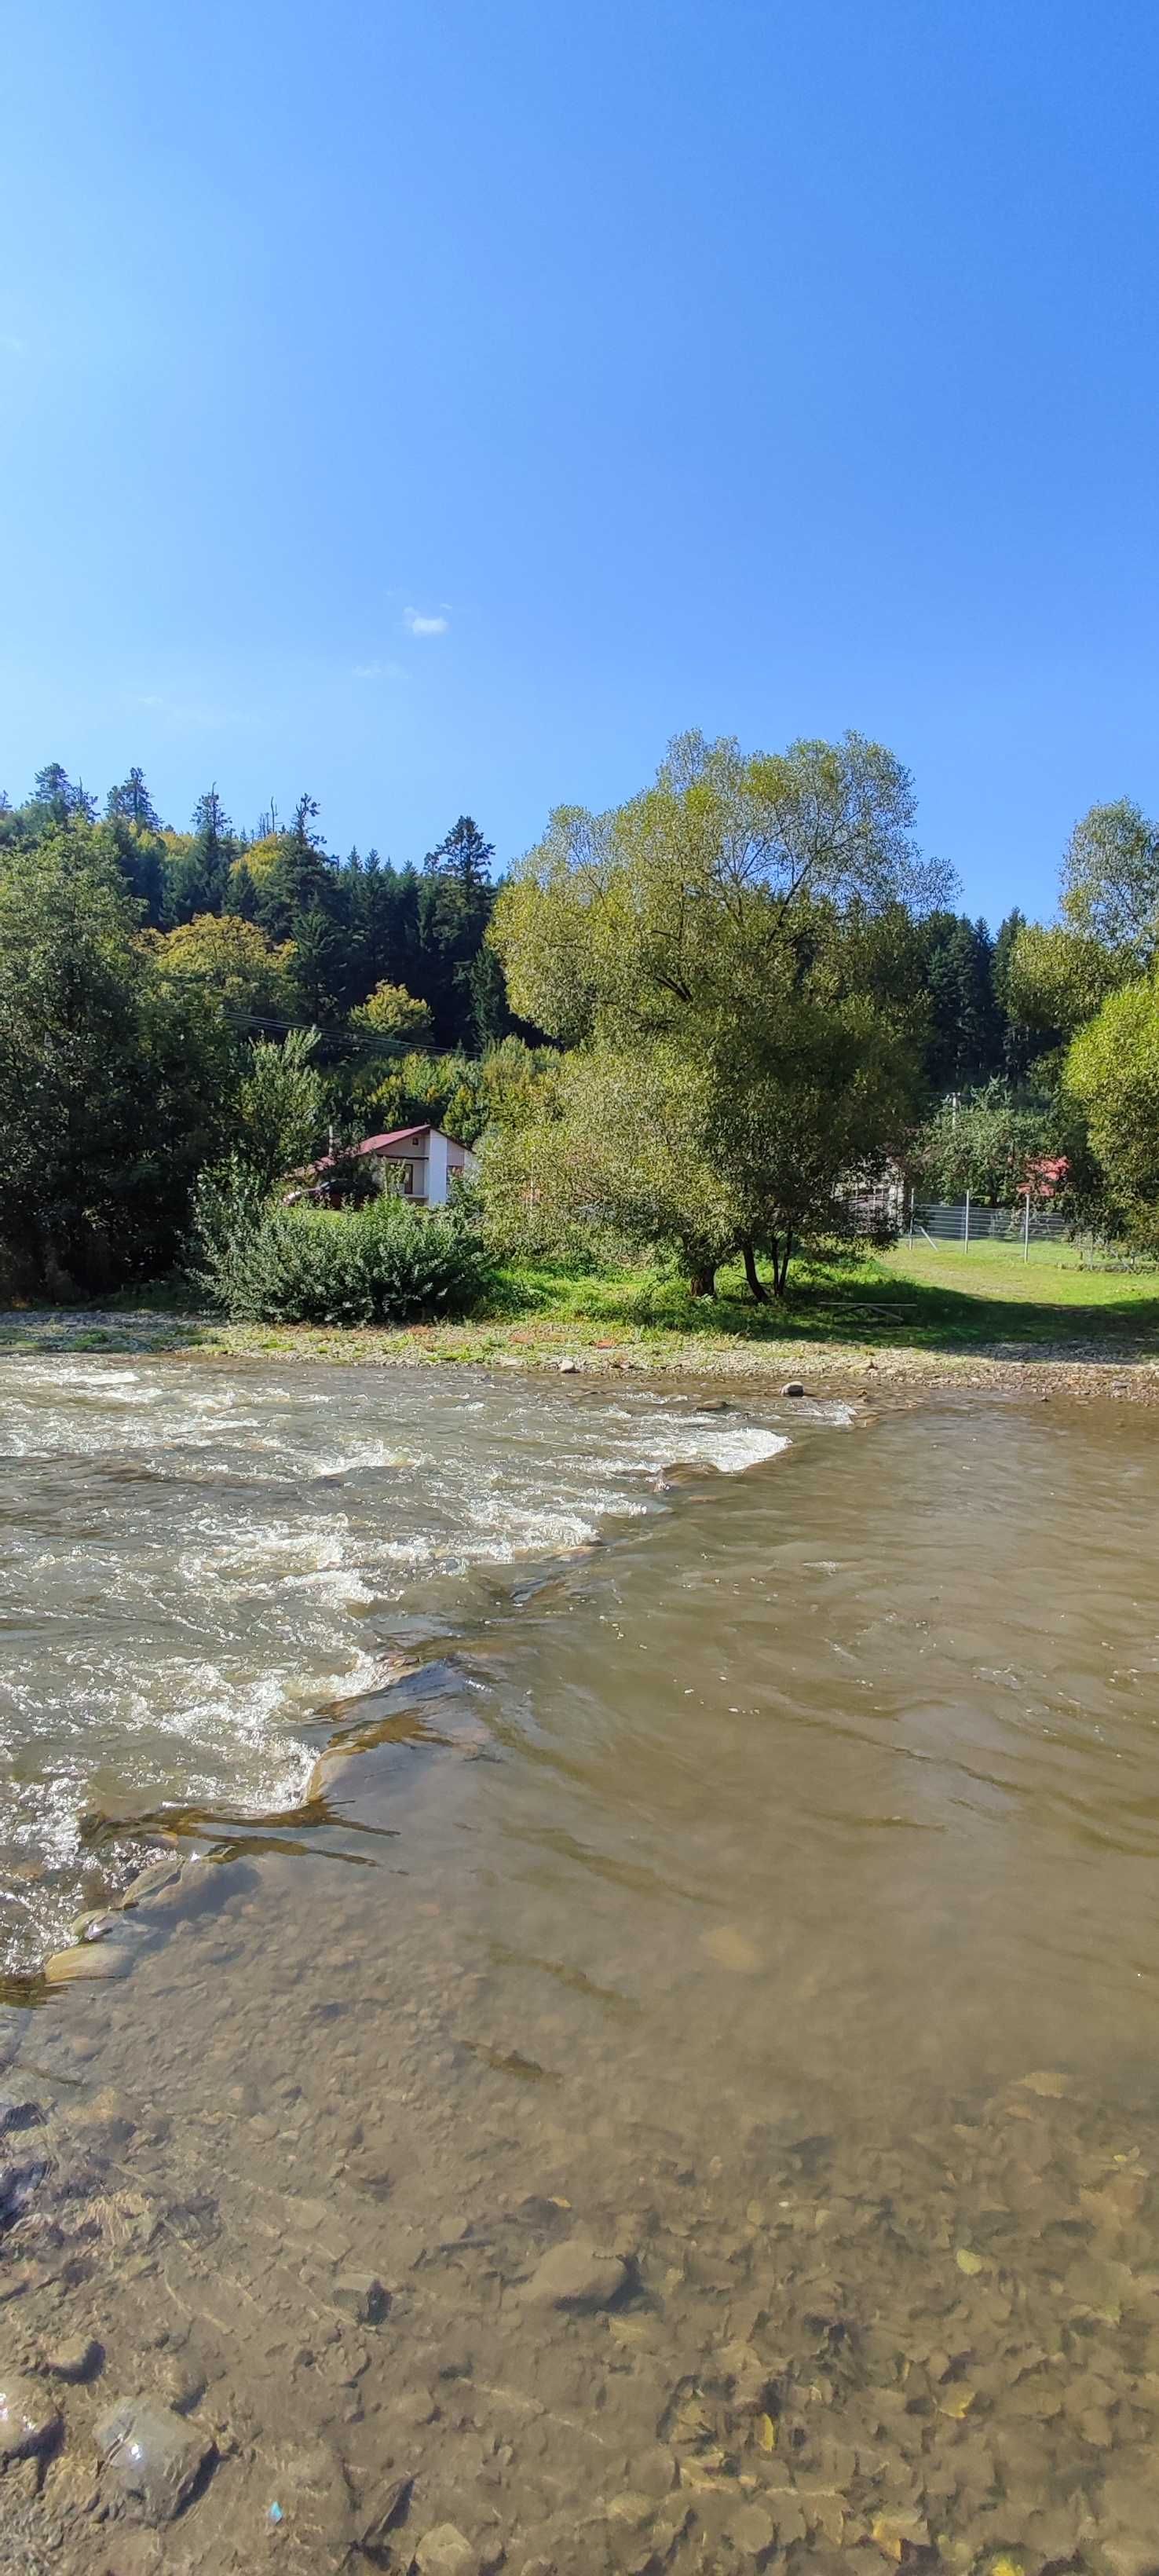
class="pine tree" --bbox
[424,815,494,891]
[106,767,161,830]
[163,787,236,925]
[31,764,94,823]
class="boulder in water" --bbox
[0,2369,60,2461]
[95,2398,214,2522]
[521,2233,629,2310]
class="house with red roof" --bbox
[312,1124,478,1207]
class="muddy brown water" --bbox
[2,1362,1159,2574]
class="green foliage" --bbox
[12,741,1158,1309]
[152,913,298,1018]
[488,732,934,1293]
[191,1173,492,1324]
[350,980,434,1045]
[1007,920,1127,1037]
[349,1035,560,1148]
[916,913,1003,1089]
[425,814,494,892]
[1059,799,1159,959]
[0,823,236,1291]
[481,985,917,1297]
[481,1045,736,1288]
[236,1028,326,1191]
[912,1079,1053,1202]
[106,767,162,831]
[1065,975,1159,1244]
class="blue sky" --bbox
[2,0,1156,921]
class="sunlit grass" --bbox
[488,1239,1159,1352]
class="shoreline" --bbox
[0,1301,1157,1402]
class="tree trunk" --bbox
[741,1239,768,1303]
[688,1264,716,1298]
[770,1231,794,1297]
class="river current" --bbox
[2,1358,1159,2576]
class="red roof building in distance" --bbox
[310,1123,477,1208]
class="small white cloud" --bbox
[404,606,449,638]
[126,690,244,730]
[353,660,405,681]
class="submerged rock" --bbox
[0,2154,48,2232]
[332,2268,390,2325]
[0,2096,42,2134]
[521,2233,629,2310]
[262,2441,358,2566]
[0,2369,60,2461]
[95,2398,214,2522]
[42,2333,102,2382]
[44,1938,133,1984]
[414,2525,478,2576]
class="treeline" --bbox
[0,765,512,1051]
[0,761,1033,1087]
[2,737,1155,1306]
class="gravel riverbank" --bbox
[2,1307,1157,1405]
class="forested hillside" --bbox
[0,766,510,1052]
[0,760,1030,1085]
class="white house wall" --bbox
[426,1129,452,1206]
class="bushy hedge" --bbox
[191,1166,492,1325]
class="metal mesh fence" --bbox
[910,1200,1072,1247]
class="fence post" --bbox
[963,1189,971,1253]
[1023,1193,1030,1263]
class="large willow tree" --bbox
[487,731,949,1294]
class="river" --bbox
[2,1358,1158,2574]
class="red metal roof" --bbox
[355,1125,433,1153]
[311,1123,473,1176]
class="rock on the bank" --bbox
[95,2399,214,2522]
[521,2233,629,2311]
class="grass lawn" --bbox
[482,1242,1159,1356]
[3,1239,1157,1381]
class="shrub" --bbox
[190,1166,492,1324]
